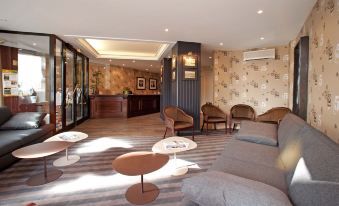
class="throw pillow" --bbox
[0,112,47,130]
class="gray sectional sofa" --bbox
[182,113,339,206]
[0,107,54,171]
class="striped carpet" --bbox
[0,132,231,206]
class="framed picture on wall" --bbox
[136,77,146,90]
[184,70,197,80]
[183,54,198,68]
[149,78,157,90]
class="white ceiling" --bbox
[0,0,316,73]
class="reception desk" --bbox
[90,95,160,118]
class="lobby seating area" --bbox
[1,0,339,205]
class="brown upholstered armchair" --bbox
[256,107,291,124]
[163,106,194,140]
[201,103,227,134]
[230,104,255,131]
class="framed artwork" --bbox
[149,78,157,90]
[183,54,198,68]
[136,77,146,90]
[184,70,197,80]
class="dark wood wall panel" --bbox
[160,58,172,119]
[171,41,201,133]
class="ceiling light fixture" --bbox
[146,69,149,71]
[123,64,125,66]
[132,60,136,63]
[150,64,153,67]
[33,43,37,46]
[260,37,265,40]
[209,56,212,59]
[257,10,263,14]
[219,42,223,46]
[109,59,112,62]
[164,28,169,32]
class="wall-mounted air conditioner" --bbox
[243,48,275,61]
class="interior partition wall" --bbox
[0,30,89,133]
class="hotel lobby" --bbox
[0,0,338,206]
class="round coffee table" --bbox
[12,141,72,186]
[112,151,169,205]
[45,131,88,167]
[152,136,197,176]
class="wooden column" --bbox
[171,41,201,134]
[160,58,172,119]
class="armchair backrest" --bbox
[257,107,291,123]
[164,106,192,122]
[230,104,255,120]
[201,103,225,118]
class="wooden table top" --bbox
[112,151,169,176]
[12,141,73,159]
[45,131,88,143]
[152,136,197,154]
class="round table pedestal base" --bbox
[53,155,80,167]
[172,166,188,176]
[125,183,159,205]
[26,168,62,186]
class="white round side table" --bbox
[45,131,88,167]
[152,136,197,176]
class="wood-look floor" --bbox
[74,113,166,138]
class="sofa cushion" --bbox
[278,113,307,151]
[0,107,12,125]
[221,139,283,168]
[0,112,47,130]
[285,125,339,206]
[209,154,287,193]
[182,171,292,206]
[235,121,278,146]
[0,124,53,156]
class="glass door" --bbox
[76,55,84,121]
[65,48,75,126]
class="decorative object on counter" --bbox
[149,78,157,90]
[29,88,37,103]
[90,70,103,95]
[183,52,198,68]
[136,77,146,90]
[122,87,132,95]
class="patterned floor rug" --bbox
[0,132,231,206]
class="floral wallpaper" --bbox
[213,46,290,116]
[289,0,339,143]
[89,63,160,95]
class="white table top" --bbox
[152,136,197,154]
[45,131,88,143]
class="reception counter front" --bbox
[90,95,160,118]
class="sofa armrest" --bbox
[182,171,292,206]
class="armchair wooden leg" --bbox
[192,126,194,141]
[201,121,205,132]
[214,123,216,130]
[225,121,227,134]
[163,127,168,139]
[232,123,236,132]
[206,122,209,135]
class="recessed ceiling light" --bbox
[146,68,149,71]
[164,28,169,32]
[209,56,212,59]
[109,59,112,62]
[257,10,263,14]
[150,64,153,67]
[132,60,136,63]
[219,42,223,46]
[123,64,125,66]
[260,37,265,40]
[33,43,37,46]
